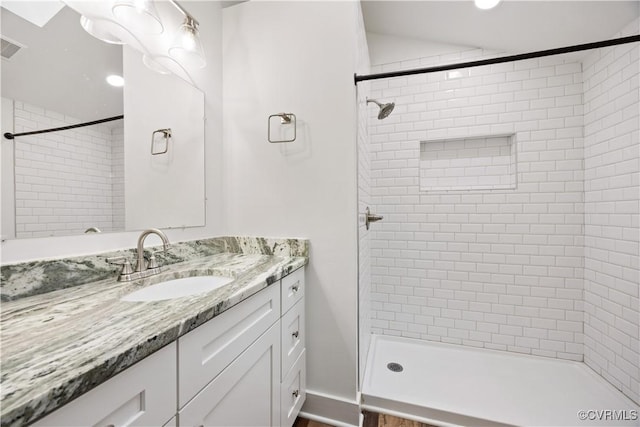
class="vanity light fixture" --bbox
[80,16,125,45]
[474,0,501,10]
[168,2,206,69]
[112,0,164,35]
[72,0,206,75]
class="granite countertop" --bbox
[0,237,308,427]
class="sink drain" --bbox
[387,362,403,372]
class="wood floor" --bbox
[294,412,433,427]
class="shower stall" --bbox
[357,17,639,426]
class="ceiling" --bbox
[1,3,123,122]
[2,0,637,122]
[221,1,248,8]
[362,1,639,55]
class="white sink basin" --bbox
[121,276,233,302]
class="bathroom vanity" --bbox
[0,237,308,427]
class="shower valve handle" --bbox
[365,207,384,230]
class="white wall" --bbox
[366,32,470,67]
[582,18,639,405]
[0,1,223,263]
[222,2,361,423]
[369,50,586,362]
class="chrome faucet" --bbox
[108,228,170,282]
[136,228,170,272]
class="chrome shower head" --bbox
[367,98,395,120]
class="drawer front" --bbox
[178,284,280,408]
[281,298,305,380]
[33,343,176,427]
[281,267,304,315]
[281,349,306,427]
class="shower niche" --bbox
[419,134,517,192]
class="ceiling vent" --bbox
[1,37,23,59]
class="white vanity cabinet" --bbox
[178,266,306,427]
[32,343,177,427]
[279,268,306,427]
[29,266,306,427]
[177,283,281,426]
[177,283,281,409]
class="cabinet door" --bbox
[281,350,306,427]
[33,343,177,427]
[179,323,281,427]
[178,284,280,408]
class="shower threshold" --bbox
[361,335,639,426]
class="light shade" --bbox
[142,54,172,75]
[112,0,163,35]
[474,0,501,10]
[80,16,125,44]
[168,17,206,69]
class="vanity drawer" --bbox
[178,283,280,408]
[33,343,176,427]
[281,349,306,427]
[281,267,304,315]
[281,298,305,380]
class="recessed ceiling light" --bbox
[106,74,124,87]
[475,0,501,10]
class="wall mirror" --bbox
[0,2,205,240]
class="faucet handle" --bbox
[107,257,134,275]
[146,253,159,269]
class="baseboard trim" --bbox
[300,389,360,427]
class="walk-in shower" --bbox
[356,16,640,426]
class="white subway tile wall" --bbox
[12,101,124,238]
[368,49,586,362]
[582,22,640,404]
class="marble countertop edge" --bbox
[1,251,307,427]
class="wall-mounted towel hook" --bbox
[268,113,296,143]
[151,128,172,155]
